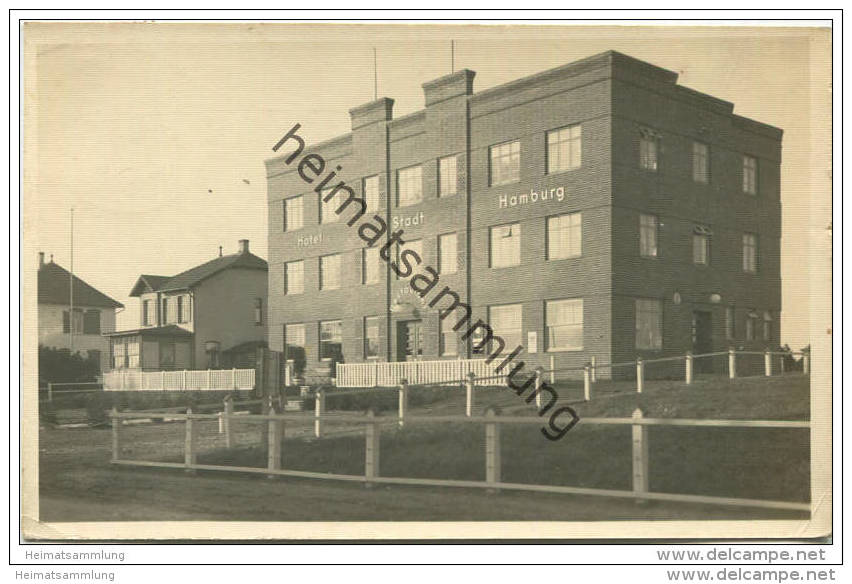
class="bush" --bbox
[305,385,451,413]
[39,344,100,384]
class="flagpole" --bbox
[69,207,74,353]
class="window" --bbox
[161,298,170,324]
[363,175,380,212]
[82,310,100,335]
[489,140,520,186]
[397,165,422,207]
[546,125,582,174]
[364,316,381,359]
[284,323,306,352]
[743,233,758,273]
[438,155,458,197]
[640,134,658,171]
[112,341,125,369]
[285,260,304,295]
[763,311,772,341]
[489,304,523,350]
[490,223,521,268]
[319,254,341,290]
[438,232,458,274]
[320,188,342,224]
[746,311,759,341]
[63,310,82,334]
[726,306,736,340]
[361,247,381,285]
[635,299,663,350]
[439,316,458,356]
[177,296,185,323]
[547,212,582,260]
[546,298,583,351]
[640,214,658,257]
[254,298,263,326]
[284,195,304,231]
[395,239,422,279]
[693,142,709,183]
[693,233,709,265]
[743,155,758,195]
[319,320,343,361]
[142,300,152,326]
[127,340,139,368]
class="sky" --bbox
[26,23,831,349]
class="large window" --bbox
[319,253,341,290]
[112,338,140,369]
[743,155,758,195]
[439,316,458,356]
[397,165,423,207]
[546,125,582,174]
[490,223,521,268]
[320,188,343,224]
[284,323,306,355]
[693,142,709,183]
[364,316,381,359]
[640,214,658,257]
[395,239,423,279]
[693,232,710,265]
[438,155,458,197]
[362,246,381,285]
[319,320,343,361]
[640,135,658,171]
[743,233,758,273]
[489,140,520,186]
[635,298,663,350]
[489,303,523,350]
[546,298,583,351]
[112,341,125,369]
[547,212,582,260]
[284,195,304,231]
[285,260,304,295]
[363,175,380,212]
[438,232,458,274]
[726,306,736,340]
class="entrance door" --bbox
[692,311,713,373]
[396,320,423,361]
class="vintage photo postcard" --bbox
[19,20,833,542]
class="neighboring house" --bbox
[105,239,268,371]
[37,252,124,372]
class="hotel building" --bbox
[265,51,782,378]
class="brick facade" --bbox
[265,51,782,379]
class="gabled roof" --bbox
[129,251,268,297]
[38,261,124,309]
[103,325,193,338]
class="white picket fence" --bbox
[103,368,255,391]
[336,358,506,388]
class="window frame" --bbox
[692,141,709,184]
[546,124,582,175]
[546,212,582,260]
[319,319,343,361]
[283,195,304,232]
[545,298,584,352]
[438,155,458,198]
[319,253,342,291]
[439,315,458,357]
[362,175,380,212]
[363,316,381,359]
[488,303,523,352]
[635,298,663,351]
[362,246,381,285]
[285,259,305,295]
[396,164,423,208]
[743,155,758,195]
[742,233,758,274]
[639,213,659,258]
[438,232,458,275]
[639,134,659,172]
[489,222,522,268]
[693,233,710,265]
[489,140,521,186]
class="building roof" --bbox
[38,260,124,309]
[129,251,268,297]
[103,324,193,338]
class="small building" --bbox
[105,239,268,371]
[37,252,124,372]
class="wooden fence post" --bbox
[314,388,325,438]
[534,367,545,409]
[161,370,166,390]
[465,372,475,417]
[764,349,772,377]
[110,407,120,462]
[583,364,591,402]
[803,350,810,375]
[631,408,649,503]
[485,406,501,492]
[365,409,380,484]
[184,407,197,471]
[398,378,409,428]
[685,352,693,385]
[590,356,597,383]
[223,395,234,447]
[728,349,737,379]
[267,403,282,477]
[636,358,644,394]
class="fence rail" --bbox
[103,368,255,391]
[109,406,810,513]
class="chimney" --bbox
[38,252,45,268]
[219,246,223,257]
[238,239,249,254]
